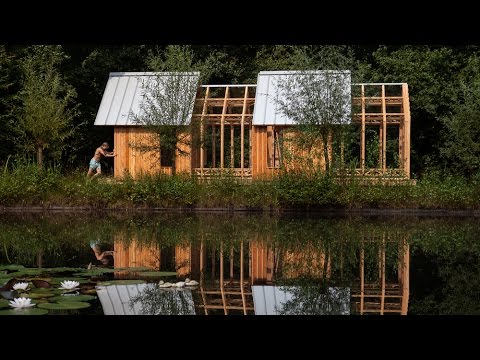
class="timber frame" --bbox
[112,82,411,180]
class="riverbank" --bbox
[1,164,480,211]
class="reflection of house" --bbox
[352,238,409,315]
[96,284,195,315]
[112,236,409,315]
[94,71,411,180]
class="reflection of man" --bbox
[90,240,114,266]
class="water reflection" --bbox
[1,212,479,315]
[105,233,409,315]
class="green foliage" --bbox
[16,46,79,166]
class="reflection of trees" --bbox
[276,283,350,315]
[128,284,195,315]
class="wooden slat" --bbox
[220,87,229,169]
[382,85,387,172]
[199,86,210,176]
[360,244,364,315]
[240,87,248,177]
[361,85,365,172]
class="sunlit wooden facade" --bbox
[108,81,411,181]
[112,234,409,315]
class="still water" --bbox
[0,211,479,315]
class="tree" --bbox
[132,45,201,175]
[0,46,21,164]
[17,45,78,167]
[274,70,352,173]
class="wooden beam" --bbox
[220,242,227,315]
[401,239,410,315]
[360,243,364,315]
[212,125,216,168]
[230,124,234,168]
[220,87,229,169]
[382,85,387,172]
[361,85,365,172]
[199,240,208,315]
[240,87,248,178]
[200,86,210,177]
[240,241,247,314]
[380,234,386,315]
[402,84,411,178]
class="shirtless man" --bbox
[87,142,117,178]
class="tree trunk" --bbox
[36,145,43,168]
[37,249,43,268]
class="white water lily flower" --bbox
[59,280,80,290]
[9,297,35,309]
[12,282,29,291]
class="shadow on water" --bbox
[0,212,480,315]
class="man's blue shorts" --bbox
[89,158,101,171]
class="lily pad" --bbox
[0,265,25,271]
[24,292,56,299]
[97,279,146,286]
[0,299,9,309]
[0,308,49,315]
[30,288,63,295]
[50,294,96,302]
[72,268,116,277]
[38,301,91,310]
[43,267,85,273]
[31,279,52,288]
[137,271,177,277]
[114,267,152,272]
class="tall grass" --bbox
[1,160,480,210]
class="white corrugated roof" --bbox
[96,284,196,315]
[252,286,350,315]
[252,70,351,126]
[94,72,200,126]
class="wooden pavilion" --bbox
[94,71,411,180]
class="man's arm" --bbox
[105,149,117,157]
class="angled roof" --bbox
[94,72,200,126]
[96,284,196,315]
[252,70,352,126]
[252,285,350,315]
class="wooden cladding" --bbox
[111,83,411,180]
[113,127,191,178]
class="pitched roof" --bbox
[94,72,200,126]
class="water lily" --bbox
[59,280,80,290]
[12,282,29,291]
[9,297,35,309]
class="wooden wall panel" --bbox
[250,241,274,284]
[114,127,130,178]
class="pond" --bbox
[0,211,479,315]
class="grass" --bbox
[1,161,480,210]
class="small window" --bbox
[160,145,174,167]
[267,126,282,168]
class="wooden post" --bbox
[200,86,210,177]
[230,124,234,168]
[230,246,234,280]
[361,85,365,173]
[240,241,247,315]
[200,240,208,315]
[382,85,387,173]
[212,125,216,168]
[401,239,410,315]
[402,84,411,178]
[380,234,386,315]
[220,242,227,314]
[360,243,364,315]
[240,87,248,178]
[220,87,229,169]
